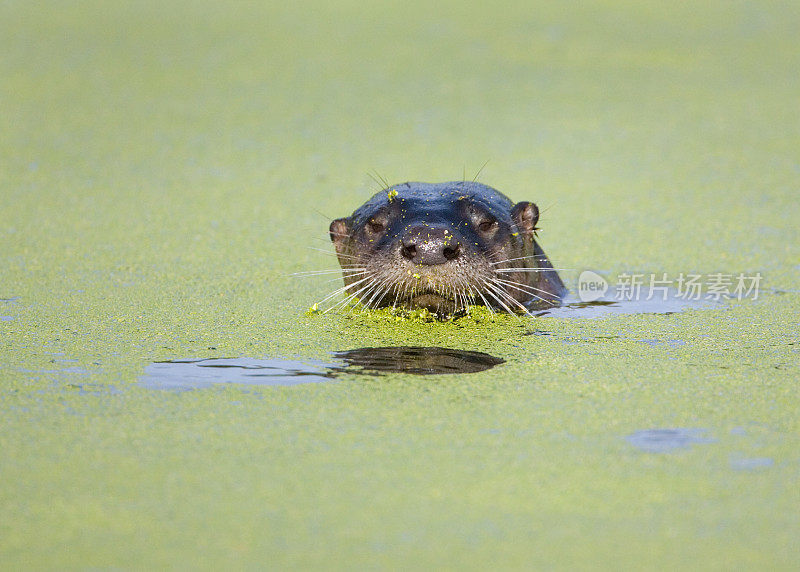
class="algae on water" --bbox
[1,1,799,569]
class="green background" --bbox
[2,1,798,568]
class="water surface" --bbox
[140,347,507,389]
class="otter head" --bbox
[329,181,564,315]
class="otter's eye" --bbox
[368,220,385,233]
[478,218,496,233]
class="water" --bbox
[139,347,506,390]
[626,428,716,453]
[534,293,719,319]
[139,358,338,390]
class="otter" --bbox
[328,181,567,315]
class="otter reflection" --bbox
[333,346,504,375]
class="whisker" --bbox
[490,254,551,265]
[486,278,530,308]
[493,276,553,294]
[494,267,570,273]
[314,273,366,285]
[483,281,529,317]
[458,277,471,310]
[290,271,344,278]
[354,272,391,311]
[491,277,551,305]
[305,246,349,259]
[458,277,475,314]
[328,292,360,314]
[362,274,392,309]
[306,246,338,255]
[481,280,522,317]
[324,278,376,314]
[317,275,373,306]
[290,268,365,277]
[472,159,490,183]
[333,282,370,311]
[305,247,362,264]
[310,236,357,251]
[470,280,496,314]
[317,286,363,311]
[310,206,333,221]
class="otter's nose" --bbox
[400,226,461,265]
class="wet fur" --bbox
[328,181,567,315]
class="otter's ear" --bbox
[511,201,539,233]
[329,218,351,254]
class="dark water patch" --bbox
[65,383,122,396]
[333,346,504,375]
[19,364,111,394]
[730,456,774,471]
[0,297,17,321]
[559,335,629,346]
[535,293,718,319]
[638,338,686,348]
[626,428,716,453]
[20,366,95,376]
[767,288,800,295]
[139,358,338,390]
